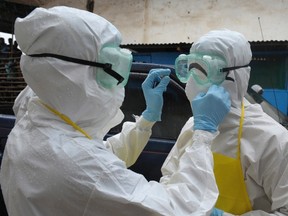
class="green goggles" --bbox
[29,46,133,89]
[97,46,132,89]
[175,53,249,85]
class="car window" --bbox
[109,66,192,141]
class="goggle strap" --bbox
[221,64,250,72]
[28,53,124,84]
[102,64,124,84]
[225,72,235,82]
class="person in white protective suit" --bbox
[165,29,288,216]
[0,6,232,216]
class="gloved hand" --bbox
[210,208,224,216]
[192,84,231,132]
[142,68,171,122]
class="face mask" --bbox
[185,76,209,103]
[28,46,133,89]
[96,87,125,138]
[175,53,249,86]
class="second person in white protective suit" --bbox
[164,29,288,215]
[0,6,231,216]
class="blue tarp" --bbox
[263,89,288,115]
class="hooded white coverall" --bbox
[0,6,219,216]
[162,30,288,216]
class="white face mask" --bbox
[84,86,125,139]
[98,109,124,139]
[111,85,125,110]
[185,76,210,104]
[96,87,125,138]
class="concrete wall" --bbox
[93,0,288,44]
[7,0,288,44]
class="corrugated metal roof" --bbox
[121,41,288,53]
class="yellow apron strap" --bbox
[237,101,245,159]
[40,102,92,140]
[236,101,252,210]
[214,101,253,214]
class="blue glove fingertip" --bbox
[210,208,224,216]
[156,75,170,89]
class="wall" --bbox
[93,0,288,44]
[7,0,288,44]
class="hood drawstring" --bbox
[40,101,92,140]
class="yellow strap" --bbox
[237,101,252,211]
[40,102,92,140]
[213,100,252,214]
[237,101,244,159]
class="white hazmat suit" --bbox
[162,30,288,215]
[0,6,220,216]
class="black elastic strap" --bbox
[220,64,250,82]
[220,64,250,72]
[29,53,124,84]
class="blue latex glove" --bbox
[210,208,224,216]
[192,84,231,132]
[142,68,171,122]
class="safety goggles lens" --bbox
[189,62,209,84]
[97,47,132,89]
[175,53,227,85]
[175,54,190,83]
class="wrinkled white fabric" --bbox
[12,85,35,123]
[1,6,219,216]
[164,29,288,215]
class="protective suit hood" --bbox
[15,6,125,138]
[185,29,252,108]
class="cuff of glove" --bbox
[193,119,217,133]
[192,130,219,148]
[142,110,161,122]
[135,115,155,131]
